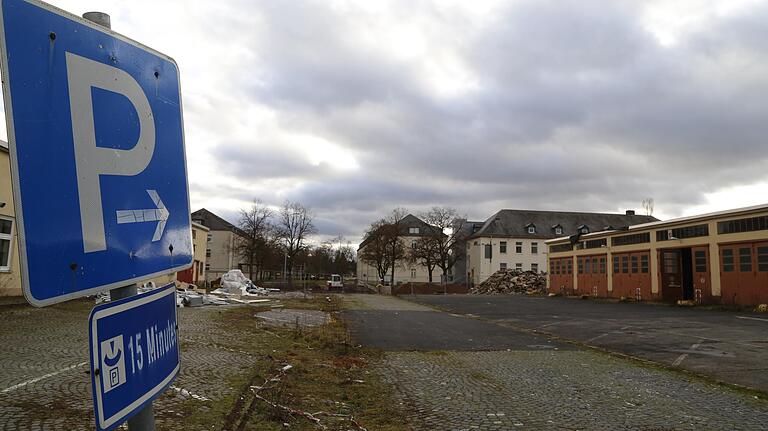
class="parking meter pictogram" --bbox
[100,335,126,393]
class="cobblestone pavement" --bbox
[0,300,255,430]
[409,294,768,393]
[378,350,768,430]
[343,294,768,430]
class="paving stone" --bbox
[375,350,768,430]
[0,300,255,430]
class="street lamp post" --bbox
[283,252,287,287]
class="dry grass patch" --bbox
[168,295,408,431]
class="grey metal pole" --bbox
[83,11,157,431]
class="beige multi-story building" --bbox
[191,208,246,284]
[150,220,210,288]
[0,140,21,297]
[465,209,657,286]
[357,214,444,285]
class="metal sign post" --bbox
[83,9,157,431]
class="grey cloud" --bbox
[176,0,768,237]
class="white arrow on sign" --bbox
[116,190,169,242]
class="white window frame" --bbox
[500,262,507,270]
[527,226,536,234]
[531,242,538,254]
[555,227,563,235]
[409,227,420,234]
[531,263,539,272]
[0,216,14,272]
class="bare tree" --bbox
[339,240,356,275]
[235,199,273,281]
[409,236,440,283]
[420,207,466,282]
[275,201,317,285]
[359,220,392,283]
[642,198,655,216]
[382,208,409,286]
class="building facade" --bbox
[176,221,209,286]
[357,214,444,285]
[465,209,657,286]
[546,203,768,307]
[0,141,21,296]
[191,208,246,284]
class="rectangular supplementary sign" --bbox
[89,283,179,430]
[0,0,193,306]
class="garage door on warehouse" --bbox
[577,254,607,297]
[549,257,573,294]
[612,251,651,300]
[720,242,768,306]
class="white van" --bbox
[327,274,343,290]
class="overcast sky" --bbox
[3,0,768,244]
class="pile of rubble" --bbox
[470,269,547,295]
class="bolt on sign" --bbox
[0,0,193,306]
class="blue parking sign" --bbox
[0,0,193,306]
[89,283,180,430]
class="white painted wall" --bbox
[467,236,547,285]
[357,235,447,284]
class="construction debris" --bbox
[95,270,287,308]
[470,269,547,295]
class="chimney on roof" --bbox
[625,210,635,215]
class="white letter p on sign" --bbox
[65,52,155,253]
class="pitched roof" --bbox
[469,209,658,240]
[398,214,443,236]
[191,208,244,234]
[454,219,485,238]
[358,214,442,250]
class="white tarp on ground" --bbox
[218,269,251,294]
[212,269,271,296]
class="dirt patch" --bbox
[255,309,330,328]
[332,355,367,369]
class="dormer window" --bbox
[409,227,420,234]
[553,224,563,235]
[578,225,590,234]
[525,223,536,234]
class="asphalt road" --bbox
[342,294,768,430]
[407,294,768,393]
[343,308,568,351]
